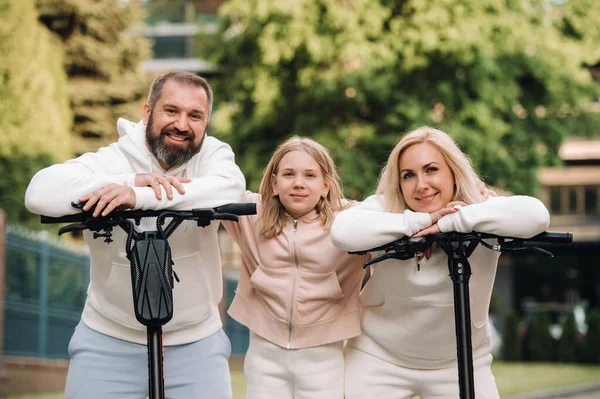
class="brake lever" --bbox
[58,223,89,236]
[213,213,239,222]
[527,246,554,257]
[363,252,415,268]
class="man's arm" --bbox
[132,138,246,210]
[25,146,133,217]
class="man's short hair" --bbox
[147,72,213,118]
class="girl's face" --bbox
[399,143,455,213]
[272,150,330,219]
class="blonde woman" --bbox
[331,126,550,399]
[222,136,369,399]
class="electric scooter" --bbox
[41,202,257,399]
[350,230,573,399]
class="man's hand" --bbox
[79,184,136,217]
[134,173,191,200]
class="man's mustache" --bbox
[160,127,194,140]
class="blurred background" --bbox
[0,0,599,397]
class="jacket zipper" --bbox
[287,218,299,349]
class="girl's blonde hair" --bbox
[258,136,345,238]
[376,126,484,213]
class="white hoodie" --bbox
[331,194,549,369]
[25,118,246,345]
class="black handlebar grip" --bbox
[529,231,573,244]
[214,203,257,216]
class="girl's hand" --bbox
[429,201,468,224]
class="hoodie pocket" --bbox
[363,292,490,365]
[249,265,294,323]
[295,270,345,325]
[364,292,456,362]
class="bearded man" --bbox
[25,71,245,399]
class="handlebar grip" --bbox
[213,203,257,216]
[528,231,573,244]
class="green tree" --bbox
[525,312,554,362]
[202,0,600,197]
[557,311,579,363]
[582,309,600,364]
[501,311,522,361]
[0,0,71,159]
[0,0,71,226]
[35,0,151,156]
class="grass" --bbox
[7,362,600,399]
[492,361,600,397]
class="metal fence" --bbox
[3,230,89,359]
[2,229,249,359]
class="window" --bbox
[585,187,598,214]
[153,36,191,59]
[550,187,561,214]
[545,185,600,215]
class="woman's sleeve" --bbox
[437,195,550,238]
[330,195,432,252]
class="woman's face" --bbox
[398,143,455,213]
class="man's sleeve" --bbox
[25,145,134,217]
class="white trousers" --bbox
[244,332,345,399]
[345,346,500,399]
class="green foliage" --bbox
[525,312,554,362]
[502,311,522,361]
[556,311,579,363]
[0,0,71,160]
[582,309,600,364]
[202,0,600,197]
[35,0,152,156]
[0,152,55,228]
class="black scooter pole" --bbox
[438,238,477,399]
[147,325,165,399]
[448,246,475,399]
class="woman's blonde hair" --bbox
[258,136,345,238]
[376,126,484,213]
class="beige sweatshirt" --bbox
[331,194,550,368]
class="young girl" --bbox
[330,126,550,399]
[222,136,370,399]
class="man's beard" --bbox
[145,110,203,168]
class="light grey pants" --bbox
[64,322,232,399]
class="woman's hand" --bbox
[414,223,441,237]
[429,201,468,224]
[476,178,497,200]
[415,201,469,237]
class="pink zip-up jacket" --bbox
[222,192,370,349]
